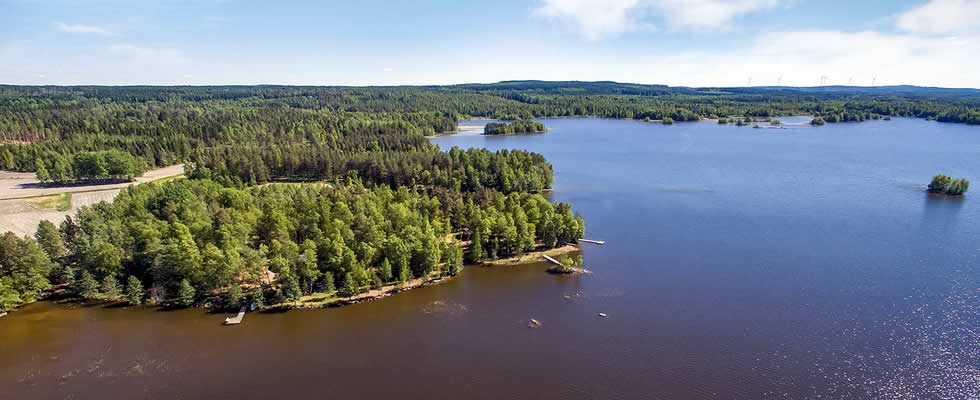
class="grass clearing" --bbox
[29,193,72,211]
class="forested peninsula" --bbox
[2,81,980,312]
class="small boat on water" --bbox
[598,313,608,318]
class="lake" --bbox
[2,117,978,399]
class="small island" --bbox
[484,120,546,135]
[928,175,970,196]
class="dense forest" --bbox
[0,180,582,311]
[484,120,546,135]
[3,81,980,311]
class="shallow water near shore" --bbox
[2,117,979,399]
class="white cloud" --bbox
[534,0,644,40]
[55,22,112,36]
[534,0,786,40]
[642,30,979,87]
[896,0,980,35]
[656,0,784,30]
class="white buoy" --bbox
[598,313,608,318]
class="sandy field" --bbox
[0,164,184,200]
[0,165,184,237]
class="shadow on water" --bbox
[154,304,191,312]
[920,192,966,227]
[259,306,292,314]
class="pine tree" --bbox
[101,276,122,300]
[0,279,23,311]
[35,220,65,260]
[445,244,463,276]
[125,276,144,305]
[320,273,335,293]
[379,258,393,282]
[280,273,302,302]
[78,271,100,300]
[175,279,196,307]
[59,265,76,287]
[226,285,242,309]
[337,272,356,298]
[466,230,484,263]
[51,156,72,183]
[34,158,50,182]
[398,262,411,283]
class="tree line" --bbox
[32,150,147,183]
[187,146,553,194]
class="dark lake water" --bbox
[2,118,978,399]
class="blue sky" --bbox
[1,0,979,87]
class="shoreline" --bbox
[274,243,582,310]
[3,243,584,316]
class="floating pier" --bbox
[224,306,246,325]
[579,239,606,245]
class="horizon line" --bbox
[2,80,980,91]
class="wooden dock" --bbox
[224,306,246,325]
[579,239,606,245]
[543,255,564,266]
[543,254,591,274]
